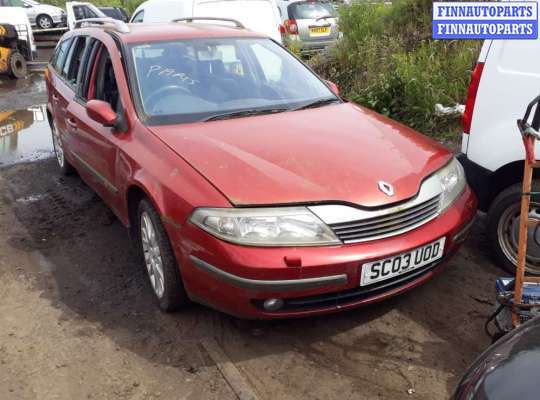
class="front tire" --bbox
[8,51,26,79]
[137,199,189,312]
[36,14,54,30]
[488,182,540,275]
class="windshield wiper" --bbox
[292,97,340,111]
[203,107,288,122]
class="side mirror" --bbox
[325,80,340,96]
[86,100,117,127]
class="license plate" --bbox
[309,26,330,36]
[360,237,446,286]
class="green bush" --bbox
[311,0,481,140]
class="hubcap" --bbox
[51,122,64,168]
[498,202,540,274]
[141,212,165,298]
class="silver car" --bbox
[0,0,66,29]
[280,0,339,53]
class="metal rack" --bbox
[74,18,130,33]
[513,94,540,328]
[172,17,245,29]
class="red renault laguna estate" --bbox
[45,18,476,318]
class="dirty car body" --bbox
[45,21,476,318]
[452,315,540,400]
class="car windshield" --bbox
[288,2,337,20]
[129,37,337,125]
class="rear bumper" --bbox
[170,186,477,319]
[457,153,493,211]
[287,36,337,53]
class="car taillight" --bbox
[279,24,286,34]
[462,62,484,134]
[285,19,298,35]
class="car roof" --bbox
[108,22,265,43]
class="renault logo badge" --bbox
[378,181,394,197]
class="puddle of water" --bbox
[0,104,54,166]
[0,72,45,94]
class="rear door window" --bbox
[287,2,337,19]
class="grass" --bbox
[310,0,481,141]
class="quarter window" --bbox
[52,37,73,74]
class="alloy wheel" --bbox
[38,15,52,29]
[51,122,65,168]
[140,211,165,298]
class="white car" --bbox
[130,0,283,43]
[65,1,107,30]
[0,0,66,30]
[459,38,540,275]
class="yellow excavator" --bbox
[0,24,29,79]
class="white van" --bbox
[459,38,540,275]
[130,0,283,43]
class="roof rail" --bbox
[74,18,130,33]
[172,17,245,29]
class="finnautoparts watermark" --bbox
[433,1,538,39]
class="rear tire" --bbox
[8,51,26,79]
[137,199,190,312]
[488,182,540,275]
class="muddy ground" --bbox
[0,73,503,400]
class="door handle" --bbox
[52,94,59,101]
[66,118,78,130]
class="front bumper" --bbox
[52,14,66,26]
[170,186,477,319]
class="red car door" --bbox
[65,40,125,215]
[48,37,74,141]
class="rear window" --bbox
[288,1,337,19]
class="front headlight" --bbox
[435,158,466,212]
[190,207,340,246]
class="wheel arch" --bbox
[487,160,540,208]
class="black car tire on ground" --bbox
[8,51,26,79]
[137,198,190,312]
[36,14,54,30]
[488,181,540,275]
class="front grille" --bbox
[329,195,441,243]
